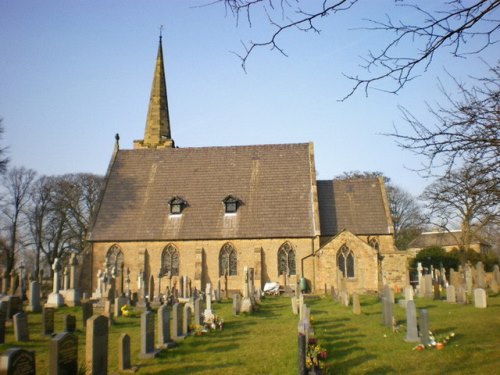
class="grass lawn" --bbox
[0,292,499,374]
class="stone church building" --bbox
[86,37,408,298]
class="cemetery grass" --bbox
[0,294,498,374]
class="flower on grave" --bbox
[203,313,224,331]
[306,337,328,370]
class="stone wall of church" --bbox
[89,237,318,296]
[381,252,409,290]
[316,231,379,294]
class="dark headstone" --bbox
[0,348,36,375]
[64,314,76,333]
[81,301,93,329]
[85,315,108,375]
[49,332,78,375]
[119,333,131,371]
[157,305,171,348]
[139,310,160,358]
[419,309,430,345]
[13,312,29,342]
[298,334,306,375]
[183,304,193,336]
[0,307,6,344]
[43,307,55,336]
[171,302,182,339]
[2,296,22,320]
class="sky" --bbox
[0,1,497,196]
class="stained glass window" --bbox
[337,245,355,278]
[278,242,296,276]
[219,243,237,276]
[161,244,179,276]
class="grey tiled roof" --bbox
[407,231,489,248]
[89,143,318,241]
[317,178,392,235]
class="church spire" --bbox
[134,32,174,149]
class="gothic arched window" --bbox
[278,242,296,276]
[337,245,355,278]
[219,243,237,276]
[106,245,124,277]
[161,244,180,276]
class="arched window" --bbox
[368,237,379,251]
[161,244,179,276]
[337,245,355,278]
[106,245,124,277]
[219,243,237,276]
[278,242,296,276]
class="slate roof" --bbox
[89,143,318,241]
[407,231,490,248]
[317,178,393,236]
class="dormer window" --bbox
[223,195,240,214]
[169,196,187,215]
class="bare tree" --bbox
[0,119,9,174]
[217,0,500,98]
[0,167,36,275]
[386,183,425,249]
[392,62,500,178]
[420,163,499,264]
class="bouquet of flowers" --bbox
[306,337,328,373]
[203,313,224,331]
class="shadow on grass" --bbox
[364,365,397,374]
[146,361,241,374]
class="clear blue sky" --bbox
[0,1,496,196]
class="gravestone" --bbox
[49,332,78,375]
[2,296,22,319]
[446,285,456,303]
[419,309,430,345]
[474,288,487,308]
[490,278,499,294]
[65,254,80,307]
[404,285,414,302]
[297,333,306,375]
[341,291,350,307]
[183,304,193,336]
[405,300,419,342]
[476,262,486,289]
[232,294,241,316]
[456,285,467,304]
[193,297,201,326]
[27,281,41,313]
[81,301,93,329]
[465,264,473,293]
[13,312,29,342]
[382,297,393,328]
[0,308,5,344]
[119,333,132,371]
[86,315,108,375]
[171,302,183,340]
[493,264,500,284]
[433,282,441,300]
[43,307,55,336]
[157,305,173,348]
[114,296,128,317]
[291,296,298,315]
[140,310,161,358]
[64,314,76,333]
[0,348,35,375]
[46,257,64,308]
[352,293,361,315]
[424,275,434,299]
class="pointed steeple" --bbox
[134,34,174,149]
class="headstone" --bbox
[183,304,193,336]
[465,264,473,294]
[291,296,298,315]
[64,314,76,333]
[114,296,128,317]
[157,305,173,348]
[404,285,414,302]
[474,288,487,308]
[341,291,350,307]
[493,265,500,284]
[352,293,361,315]
[103,300,113,325]
[193,297,201,326]
[419,309,430,345]
[0,348,36,375]
[27,281,41,313]
[433,282,441,300]
[171,302,183,339]
[86,315,108,375]
[424,275,433,299]
[46,258,64,308]
[446,285,456,303]
[476,262,486,288]
[405,300,419,342]
[81,301,93,329]
[140,310,160,358]
[2,296,22,319]
[42,307,55,336]
[0,308,5,344]
[119,333,132,371]
[49,332,78,375]
[13,312,29,342]
[490,278,499,293]
[297,334,306,375]
[382,297,393,328]
[456,285,467,304]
